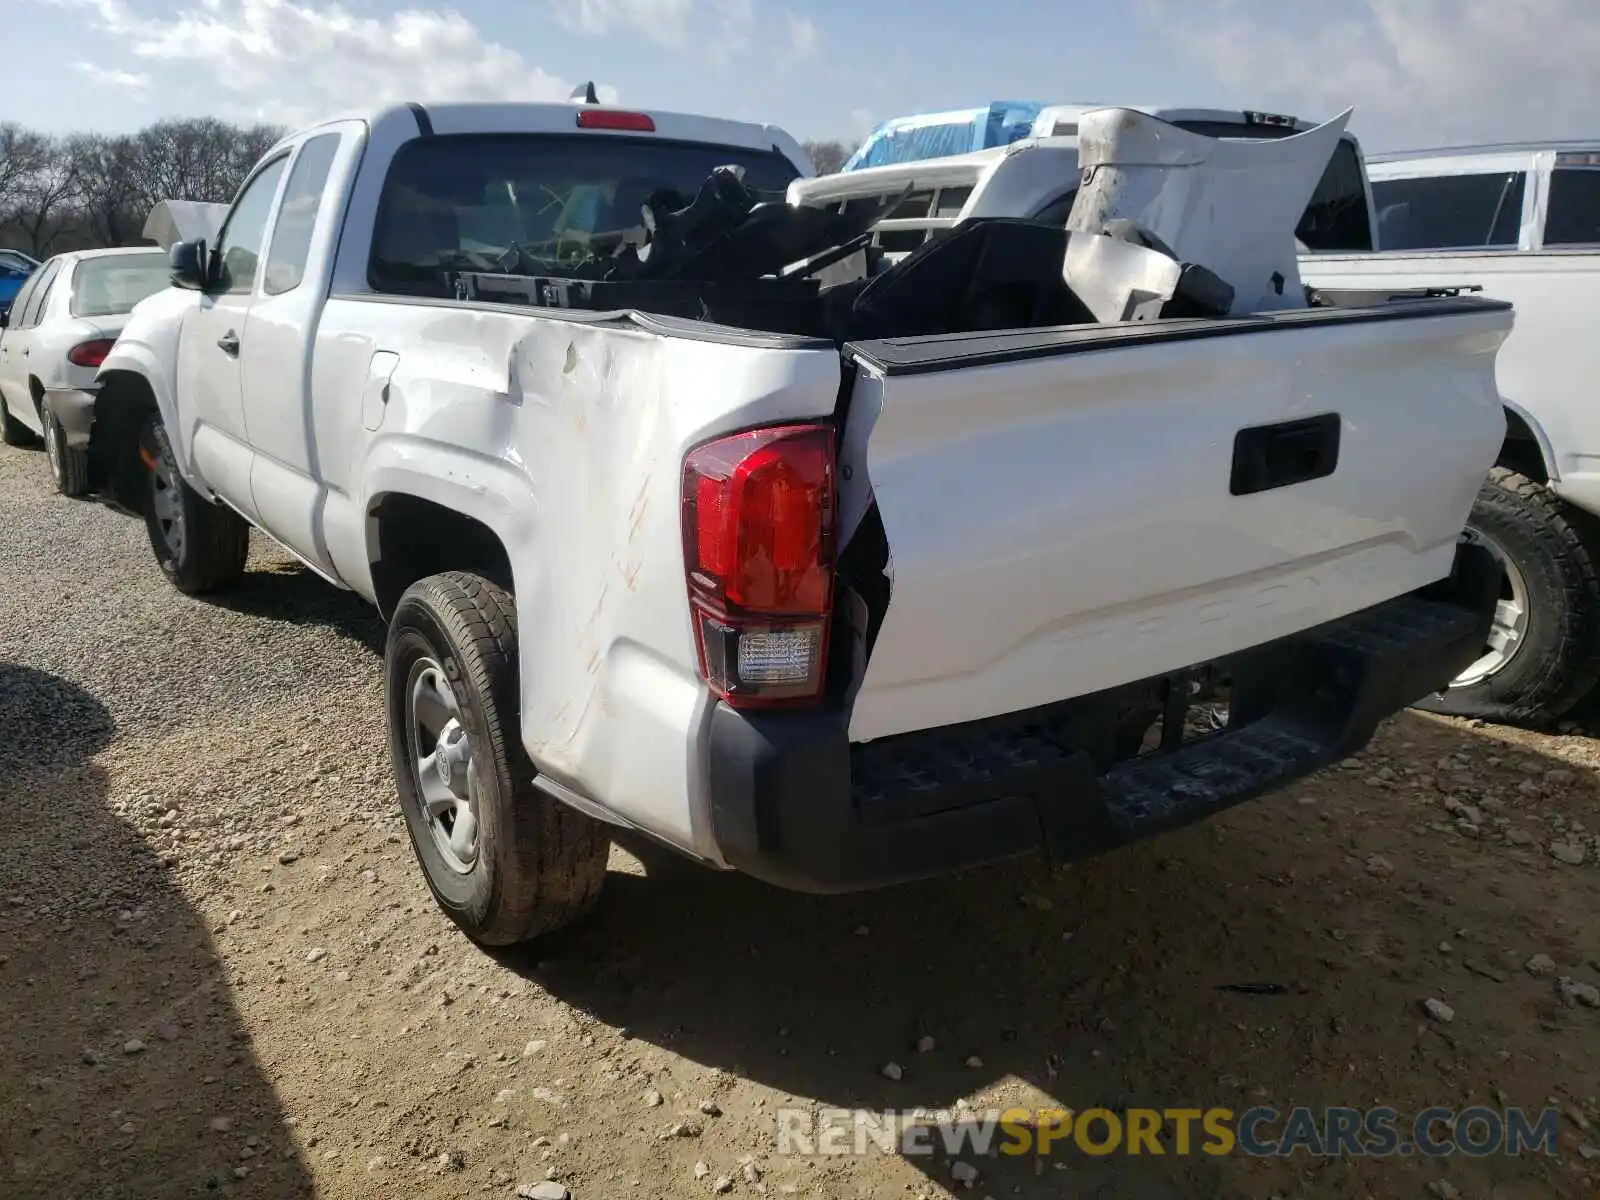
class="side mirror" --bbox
[0,307,9,330]
[170,239,209,290]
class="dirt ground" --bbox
[4,439,1600,1200]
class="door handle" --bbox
[217,331,240,355]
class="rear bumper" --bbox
[42,387,98,448]
[706,541,1500,893]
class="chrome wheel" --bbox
[1450,526,1529,688]
[404,657,480,873]
[147,428,186,562]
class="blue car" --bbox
[0,249,40,319]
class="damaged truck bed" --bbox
[88,98,1511,945]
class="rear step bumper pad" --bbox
[706,541,1501,894]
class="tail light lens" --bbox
[681,423,837,708]
[67,338,115,368]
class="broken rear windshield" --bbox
[368,133,803,296]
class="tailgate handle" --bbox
[1230,412,1341,497]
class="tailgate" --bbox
[836,298,1512,743]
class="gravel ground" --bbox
[4,436,1600,1200]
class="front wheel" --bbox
[1414,468,1600,726]
[138,411,250,595]
[386,571,610,946]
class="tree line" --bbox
[0,119,286,258]
[0,122,859,260]
[803,140,857,175]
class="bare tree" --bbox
[0,117,288,257]
[65,134,145,249]
[0,124,54,222]
[11,140,82,257]
[126,118,286,212]
[803,139,857,175]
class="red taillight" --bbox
[681,424,837,708]
[576,109,657,133]
[67,338,115,368]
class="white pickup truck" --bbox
[83,99,1508,947]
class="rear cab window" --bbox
[264,133,343,296]
[71,254,171,318]
[368,134,803,297]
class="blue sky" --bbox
[11,0,1600,153]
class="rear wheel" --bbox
[0,393,35,447]
[1414,468,1600,726]
[386,571,610,945]
[138,411,250,595]
[43,407,89,497]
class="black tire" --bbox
[1414,467,1600,726]
[43,407,89,497]
[137,410,250,595]
[386,571,610,945]
[0,393,35,447]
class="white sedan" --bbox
[0,246,171,494]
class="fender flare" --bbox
[360,437,539,597]
[1501,397,1558,484]
[95,343,208,487]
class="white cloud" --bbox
[549,0,695,45]
[709,0,755,60]
[71,61,152,94]
[549,0,818,61]
[785,11,818,60]
[1143,0,1600,150]
[51,0,608,126]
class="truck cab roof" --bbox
[273,100,816,176]
[1367,140,1600,168]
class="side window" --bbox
[263,134,342,297]
[1370,172,1527,251]
[1544,168,1600,247]
[19,261,61,328]
[6,272,40,326]
[215,155,290,295]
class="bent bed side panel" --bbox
[840,300,1513,743]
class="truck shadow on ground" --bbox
[212,552,387,656]
[0,664,314,1199]
[514,711,1599,1200]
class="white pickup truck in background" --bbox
[82,99,1507,947]
[1300,144,1600,726]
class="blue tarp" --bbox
[842,102,1049,171]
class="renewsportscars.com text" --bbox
[774,1105,1561,1159]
